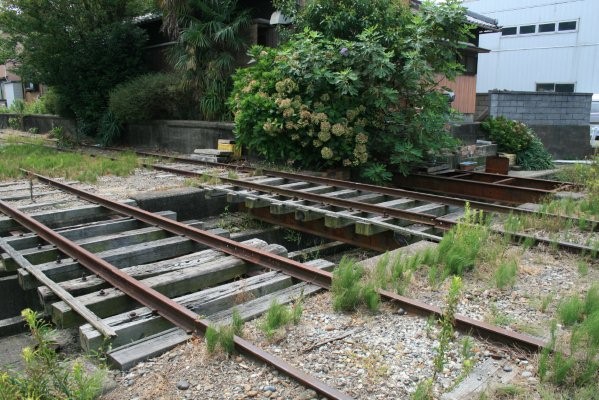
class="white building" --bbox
[464,0,599,94]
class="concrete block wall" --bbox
[486,91,592,126]
[125,120,235,154]
[474,93,489,121]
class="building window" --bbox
[538,23,555,33]
[519,25,536,34]
[536,83,575,93]
[501,27,517,36]
[558,21,577,31]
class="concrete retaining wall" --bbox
[125,120,235,153]
[0,113,77,135]
[480,91,592,126]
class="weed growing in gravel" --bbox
[260,296,304,339]
[434,276,463,375]
[332,257,380,312]
[537,292,555,313]
[539,283,599,394]
[494,259,518,289]
[559,296,586,326]
[487,303,514,327]
[205,310,244,354]
[0,309,105,400]
[435,205,489,276]
[578,260,590,276]
[205,325,219,353]
[411,378,434,400]
[372,251,420,295]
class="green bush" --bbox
[516,136,554,170]
[230,30,395,169]
[108,73,196,124]
[481,116,534,153]
[231,0,468,174]
[0,309,105,400]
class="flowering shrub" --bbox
[481,116,534,153]
[230,30,397,169]
[231,0,469,176]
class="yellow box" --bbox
[217,140,241,158]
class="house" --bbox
[464,0,599,94]
[0,60,43,108]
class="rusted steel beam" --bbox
[435,170,567,191]
[74,146,593,231]
[243,205,403,252]
[149,164,441,227]
[393,173,552,204]
[129,149,591,229]
[30,171,548,352]
[0,198,352,400]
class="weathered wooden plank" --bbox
[80,262,291,351]
[0,200,136,235]
[3,221,192,271]
[3,210,176,251]
[0,237,116,338]
[18,228,223,290]
[54,243,287,328]
[38,238,267,305]
[107,327,189,370]
[105,259,332,370]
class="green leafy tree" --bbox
[233,0,468,176]
[0,0,150,136]
[159,0,251,120]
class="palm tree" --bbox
[158,0,251,120]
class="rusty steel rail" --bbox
[0,198,352,400]
[94,146,592,231]
[28,171,548,352]
[149,163,444,228]
[148,164,599,257]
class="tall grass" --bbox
[0,143,138,183]
[332,256,380,312]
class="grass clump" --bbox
[0,309,105,400]
[260,297,304,339]
[332,256,380,312]
[0,143,138,183]
[494,259,518,289]
[539,284,599,395]
[205,309,244,354]
[559,296,586,326]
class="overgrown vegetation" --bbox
[108,73,197,125]
[0,309,105,400]
[160,0,251,120]
[232,0,469,177]
[0,142,138,183]
[259,297,304,339]
[331,256,380,312]
[481,116,553,170]
[372,203,519,292]
[0,0,153,137]
[534,283,599,397]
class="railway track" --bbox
[0,171,561,399]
